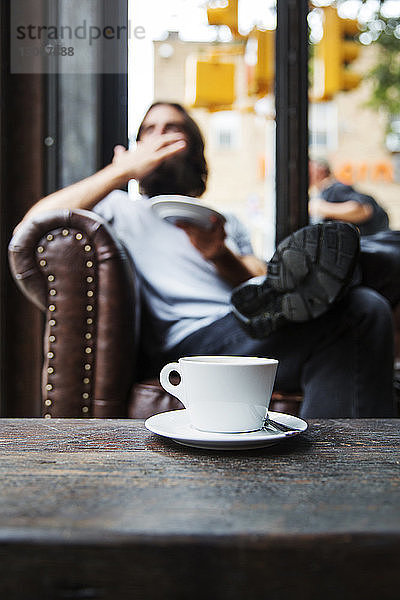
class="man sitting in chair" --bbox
[19,102,396,418]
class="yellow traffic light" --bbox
[207,0,239,38]
[185,56,236,111]
[253,29,275,96]
[312,6,361,101]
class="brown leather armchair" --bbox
[8,209,303,419]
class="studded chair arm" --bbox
[8,209,139,418]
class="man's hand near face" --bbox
[112,133,186,182]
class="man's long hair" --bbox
[136,102,208,198]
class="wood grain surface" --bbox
[0,418,399,600]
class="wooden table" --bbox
[0,418,399,600]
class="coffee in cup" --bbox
[159,355,278,433]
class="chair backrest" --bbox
[9,209,140,417]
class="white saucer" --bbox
[151,195,226,229]
[145,410,308,450]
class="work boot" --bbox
[231,222,360,338]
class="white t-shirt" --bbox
[93,191,254,351]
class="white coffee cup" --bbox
[159,356,278,433]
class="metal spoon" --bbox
[262,415,301,434]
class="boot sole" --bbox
[231,222,360,336]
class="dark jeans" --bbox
[161,286,395,419]
[359,230,400,307]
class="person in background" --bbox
[17,103,396,419]
[309,157,389,236]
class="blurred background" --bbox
[129,0,400,257]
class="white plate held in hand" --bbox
[151,195,226,230]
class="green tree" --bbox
[338,0,400,120]
[363,19,400,120]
